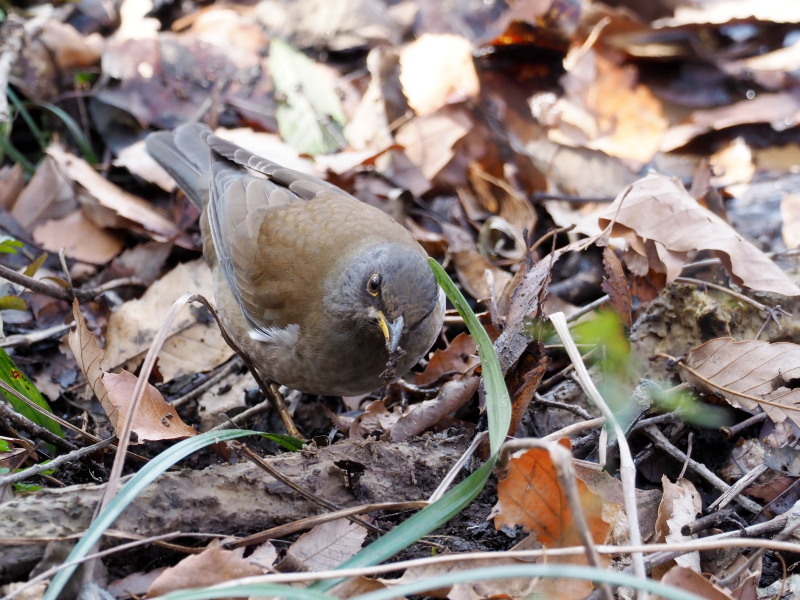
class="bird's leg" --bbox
[195,296,302,438]
[248,368,302,440]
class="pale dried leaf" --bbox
[46,144,179,241]
[598,172,800,296]
[102,260,234,381]
[683,338,800,429]
[103,370,196,443]
[282,518,367,572]
[655,477,702,573]
[399,34,479,116]
[148,545,261,597]
[660,566,735,600]
[33,211,125,264]
[390,377,479,441]
[395,109,471,181]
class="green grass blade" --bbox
[36,101,98,164]
[43,429,264,600]
[428,259,510,454]
[0,347,63,438]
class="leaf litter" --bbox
[3,0,800,598]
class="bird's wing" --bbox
[145,123,214,208]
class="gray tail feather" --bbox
[145,123,214,208]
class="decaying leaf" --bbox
[102,260,234,381]
[682,338,800,429]
[653,477,702,576]
[280,518,368,572]
[69,301,196,443]
[598,172,800,296]
[492,439,610,547]
[102,370,196,443]
[148,544,262,597]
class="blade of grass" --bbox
[36,100,98,164]
[43,429,265,600]
[6,87,48,150]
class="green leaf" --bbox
[269,39,346,155]
[0,235,23,254]
[0,439,10,451]
[0,295,26,311]
[262,433,305,451]
[23,252,48,277]
[0,347,63,439]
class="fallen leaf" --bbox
[683,338,800,429]
[46,144,179,242]
[660,565,735,600]
[654,477,702,576]
[148,544,262,597]
[601,247,632,328]
[598,172,800,296]
[415,332,479,386]
[399,34,479,116]
[102,370,196,443]
[492,439,610,547]
[280,518,368,572]
[102,260,234,381]
[33,211,125,264]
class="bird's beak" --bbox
[376,311,404,354]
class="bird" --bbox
[146,123,444,398]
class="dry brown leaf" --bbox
[601,247,632,328]
[390,377,479,442]
[399,34,479,117]
[661,93,800,152]
[33,210,125,264]
[11,155,77,230]
[280,518,367,572]
[46,144,179,242]
[781,192,800,250]
[598,172,800,296]
[148,544,262,597]
[416,332,479,386]
[102,260,234,381]
[349,400,402,440]
[395,109,471,182]
[102,370,196,443]
[0,164,25,211]
[67,300,108,416]
[492,439,610,547]
[683,338,800,429]
[660,566,735,600]
[654,477,702,576]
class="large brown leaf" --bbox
[682,338,800,428]
[598,172,800,296]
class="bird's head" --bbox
[328,242,440,357]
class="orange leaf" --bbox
[493,439,609,547]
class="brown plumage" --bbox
[146,123,444,395]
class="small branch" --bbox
[0,322,74,348]
[0,436,115,486]
[643,425,762,513]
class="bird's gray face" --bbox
[330,243,439,355]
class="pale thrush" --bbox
[146,123,444,396]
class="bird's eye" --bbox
[367,273,381,297]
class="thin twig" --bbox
[0,322,74,348]
[643,425,761,513]
[236,443,382,535]
[0,397,78,454]
[708,463,769,511]
[227,500,428,549]
[533,393,595,420]
[0,436,115,486]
